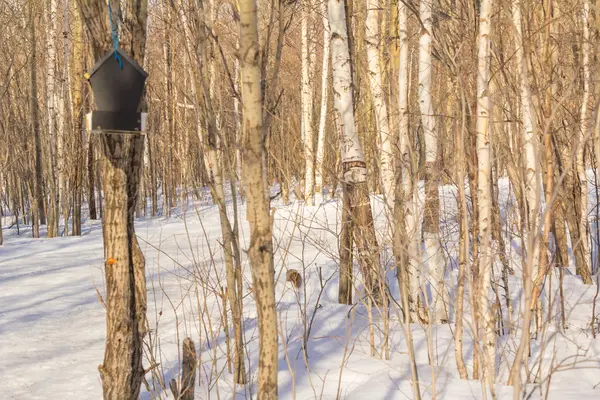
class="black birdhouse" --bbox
[86,48,148,132]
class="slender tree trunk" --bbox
[234,37,244,198]
[30,0,44,237]
[419,0,447,323]
[595,0,600,231]
[302,0,316,205]
[46,0,59,238]
[508,0,543,388]
[72,1,84,236]
[366,0,394,213]
[238,0,278,396]
[397,1,422,322]
[315,0,330,200]
[475,0,496,387]
[58,0,69,236]
[391,5,420,395]
[339,182,354,304]
[88,133,97,220]
[455,87,469,380]
[579,0,592,282]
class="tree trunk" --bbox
[234,37,244,199]
[29,0,45,237]
[339,182,354,304]
[46,0,59,238]
[302,0,316,206]
[58,0,69,236]
[96,133,147,400]
[88,133,97,220]
[397,1,422,323]
[455,87,469,380]
[394,4,421,390]
[72,0,85,236]
[579,0,592,283]
[475,0,496,387]
[76,1,149,399]
[238,0,278,397]
[508,0,543,387]
[419,0,447,323]
[366,0,394,213]
[330,0,382,303]
[315,0,330,200]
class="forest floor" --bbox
[1,178,600,399]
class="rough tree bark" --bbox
[76,1,149,399]
[238,0,278,397]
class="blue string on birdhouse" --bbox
[108,1,123,70]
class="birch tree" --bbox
[475,0,496,387]
[507,0,543,388]
[239,0,278,396]
[57,0,69,235]
[302,0,316,205]
[419,0,447,323]
[579,0,592,279]
[394,1,422,388]
[366,0,394,213]
[315,0,330,201]
[397,0,423,323]
[46,0,59,238]
[329,0,382,302]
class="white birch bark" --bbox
[57,0,69,234]
[475,0,496,387]
[329,0,367,181]
[398,0,420,322]
[315,0,330,202]
[419,1,436,165]
[46,0,59,237]
[579,0,591,272]
[366,0,394,212]
[302,0,316,205]
[419,0,446,323]
[513,0,541,295]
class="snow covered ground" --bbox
[1,180,600,399]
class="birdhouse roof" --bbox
[87,48,148,79]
